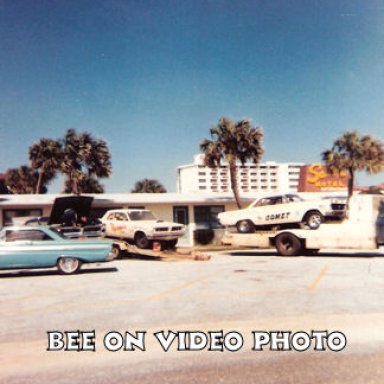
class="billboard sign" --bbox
[298,164,348,192]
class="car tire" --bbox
[111,245,122,259]
[57,257,81,274]
[236,220,255,233]
[275,233,302,256]
[304,211,324,230]
[134,232,151,249]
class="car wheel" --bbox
[134,232,151,249]
[57,257,81,274]
[304,211,323,230]
[111,245,122,259]
[275,233,302,256]
[236,220,255,233]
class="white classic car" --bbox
[100,209,185,249]
[218,194,346,233]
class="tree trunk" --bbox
[229,163,242,209]
[348,168,354,199]
[35,170,44,194]
[72,175,79,195]
[346,167,354,210]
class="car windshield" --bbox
[128,211,156,221]
[49,226,68,239]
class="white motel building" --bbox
[177,155,304,194]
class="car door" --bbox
[108,212,129,238]
[0,229,55,269]
[116,212,131,239]
[283,195,307,223]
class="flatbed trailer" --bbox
[106,238,211,261]
[222,195,384,256]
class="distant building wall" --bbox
[177,155,304,194]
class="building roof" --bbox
[0,192,242,207]
[0,190,347,209]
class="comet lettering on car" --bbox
[265,212,291,221]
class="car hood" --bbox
[49,196,94,225]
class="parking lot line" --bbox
[307,266,328,291]
[147,268,228,302]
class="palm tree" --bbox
[61,129,112,194]
[82,133,112,179]
[200,117,264,208]
[5,166,39,194]
[131,178,167,193]
[0,176,11,194]
[61,129,82,194]
[63,175,105,194]
[29,138,62,193]
[322,131,384,199]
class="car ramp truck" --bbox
[222,195,384,256]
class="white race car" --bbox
[218,194,345,233]
[100,209,185,249]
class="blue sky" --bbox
[0,0,383,192]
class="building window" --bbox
[194,206,224,229]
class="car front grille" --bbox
[155,227,169,232]
[155,226,183,232]
[331,203,345,211]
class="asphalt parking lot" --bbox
[1,249,384,383]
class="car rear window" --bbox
[5,229,54,242]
